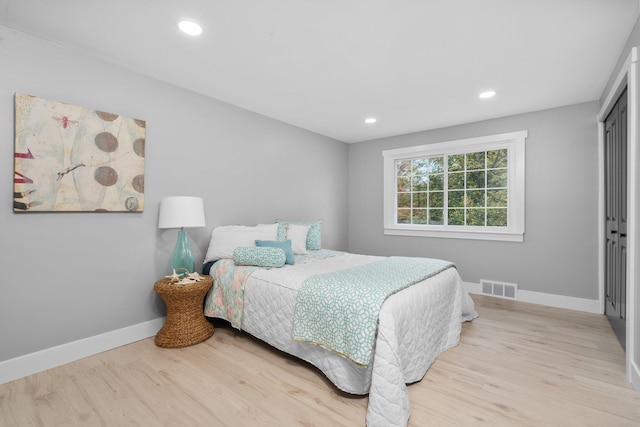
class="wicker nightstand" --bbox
[153,275,214,348]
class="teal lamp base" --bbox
[170,229,195,276]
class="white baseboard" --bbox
[0,317,165,385]
[0,285,606,385]
[464,282,601,314]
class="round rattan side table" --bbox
[153,275,214,348]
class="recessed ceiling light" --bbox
[178,19,203,36]
[479,90,496,99]
[365,117,377,124]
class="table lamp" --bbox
[158,196,206,275]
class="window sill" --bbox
[383,226,524,242]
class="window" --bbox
[383,131,526,242]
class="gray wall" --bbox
[0,26,348,362]
[348,102,599,300]
[601,16,640,106]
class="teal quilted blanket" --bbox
[292,256,454,366]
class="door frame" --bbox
[598,46,638,389]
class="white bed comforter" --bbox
[238,252,477,426]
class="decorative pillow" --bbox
[255,239,295,265]
[203,223,278,263]
[287,224,310,254]
[276,219,322,250]
[232,246,286,268]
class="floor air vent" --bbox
[481,280,517,300]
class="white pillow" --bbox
[203,223,278,263]
[287,224,310,255]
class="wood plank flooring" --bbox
[1,295,639,426]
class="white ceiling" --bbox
[1,0,638,143]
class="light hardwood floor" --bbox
[1,295,640,426]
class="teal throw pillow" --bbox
[255,239,295,265]
[233,246,286,268]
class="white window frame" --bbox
[383,130,527,242]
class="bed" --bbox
[201,222,477,427]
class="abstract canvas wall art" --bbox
[13,94,146,212]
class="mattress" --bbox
[206,251,477,426]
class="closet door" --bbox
[604,87,627,349]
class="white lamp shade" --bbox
[158,196,206,229]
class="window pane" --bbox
[487,149,507,168]
[413,192,427,208]
[429,209,443,225]
[412,158,429,175]
[412,175,428,191]
[428,157,444,173]
[466,190,485,207]
[467,208,485,226]
[448,190,464,207]
[412,209,428,224]
[398,193,411,208]
[429,173,444,190]
[487,169,507,188]
[397,177,410,192]
[429,191,443,208]
[466,170,486,189]
[448,172,465,189]
[396,160,411,177]
[448,154,464,172]
[466,151,485,170]
[397,209,411,224]
[448,208,464,225]
[487,189,507,207]
[487,208,508,226]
